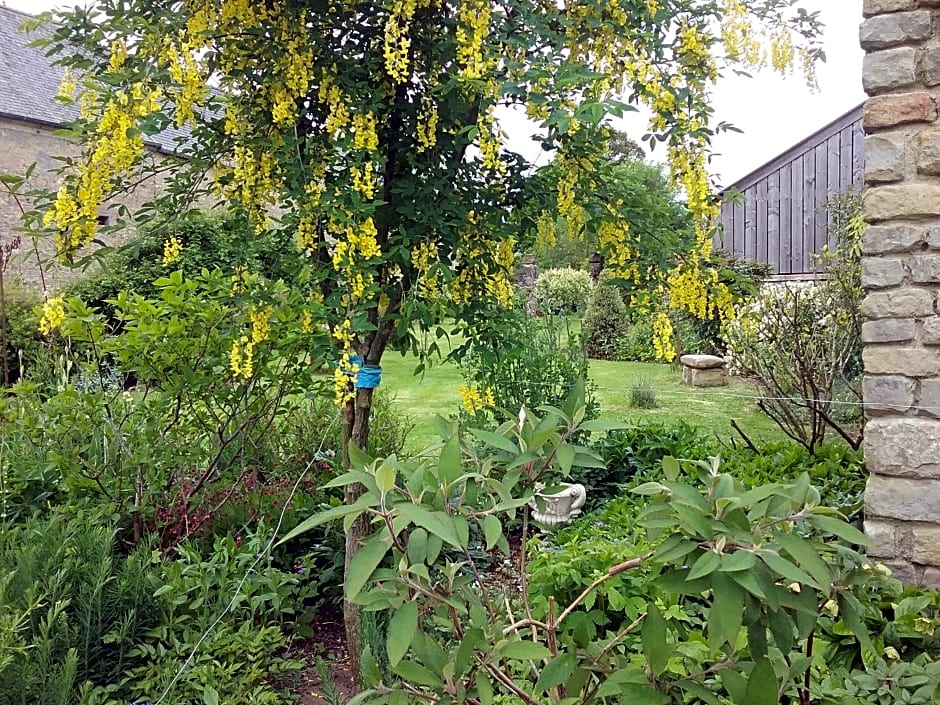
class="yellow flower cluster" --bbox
[230,335,254,379]
[353,112,380,152]
[383,8,412,84]
[332,318,358,405]
[38,296,66,336]
[459,385,495,415]
[158,40,206,126]
[45,84,160,259]
[450,221,514,309]
[455,0,491,80]
[57,69,77,103]
[162,235,183,266]
[477,112,505,174]
[536,212,557,251]
[411,240,441,299]
[331,217,381,300]
[249,306,271,344]
[652,312,675,362]
[416,95,438,153]
[351,162,376,200]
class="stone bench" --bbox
[680,354,728,387]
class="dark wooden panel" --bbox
[744,185,757,261]
[840,125,854,192]
[815,141,829,261]
[790,157,803,274]
[779,162,792,275]
[732,197,745,259]
[767,170,781,274]
[802,149,816,273]
[852,120,865,187]
[756,177,768,264]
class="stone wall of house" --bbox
[861,0,940,587]
[0,115,172,293]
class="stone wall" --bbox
[861,0,940,587]
[0,115,173,293]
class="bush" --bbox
[721,189,863,453]
[628,379,657,409]
[533,267,592,315]
[581,283,628,359]
[0,284,55,386]
[459,310,597,426]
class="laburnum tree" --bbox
[32,0,822,675]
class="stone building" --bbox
[0,5,189,292]
[860,0,940,586]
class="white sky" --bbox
[4,0,865,187]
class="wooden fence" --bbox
[716,104,864,276]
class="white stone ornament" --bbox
[529,483,587,528]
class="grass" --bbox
[381,346,786,451]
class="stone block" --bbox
[918,378,940,416]
[864,223,925,254]
[864,346,940,376]
[679,354,726,370]
[921,567,940,587]
[865,93,937,130]
[867,473,940,521]
[861,288,934,318]
[866,134,907,183]
[926,43,940,85]
[681,366,728,388]
[883,560,918,584]
[863,46,918,93]
[864,418,940,475]
[864,0,916,13]
[912,526,940,564]
[923,317,940,344]
[917,129,940,173]
[861,318,916,343]
[860,11,932,50]
[862,258,906,288]
[866,183,940,220]
[865,519,898,558]
[909,254,940,282]
[863,374,916,411]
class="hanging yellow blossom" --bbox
[459,385,495,415]
[162,235,183,266]
[38,296,66,336]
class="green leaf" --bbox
[633,481,667,496]
[348,442,373,469]
[806,513,870,546]
[686,550,721,580]
[534,654,577,693]
[776,533,832,592]
[439,435,463,485]
[838,592,876,655]
[720,669,748,704]
[397,504,462,548]
[203,687,219,705]
[477,673,494,705]
[719,550,757,572]
[641,603,672,677]
[387,601,419,666]
[662,456,680,481]
[393,660,442,688]
[500,640,552,661]
[556,443,575,476]
[759,550,819,590]
[407,528,428,564]
[375,462,396,495]
[709,572,743,649]
[275,497,374,546]
[346,535,390,601]
[482,515,501,551]
[578,419,630,432]
[468,428,518,454]
[744,657,778,705]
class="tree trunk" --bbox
[342,384,375,687]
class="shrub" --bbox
[628,379,657,409]
[581,283,628,359]
[533,267,592,315]
[0,284,55,386]
[459,310,597,426]
[721,189,863,453]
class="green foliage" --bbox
[0,285,45,386]
[459,311,597,426]
[533,268,593,315]
[287,385,936,705]
[628,379,658,409]
[64,212,289,321]
[0,510,160,703]
[582,283,629,360]
[721,189,863,453]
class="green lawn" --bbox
[381,348,786,451]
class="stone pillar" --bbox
[861,0,940,587]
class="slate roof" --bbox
[0,5,191,154]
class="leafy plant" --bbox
[628,379,658,409]
[582,283,629,360]
[533,268,593,315]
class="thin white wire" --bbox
[154,415,339,705]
